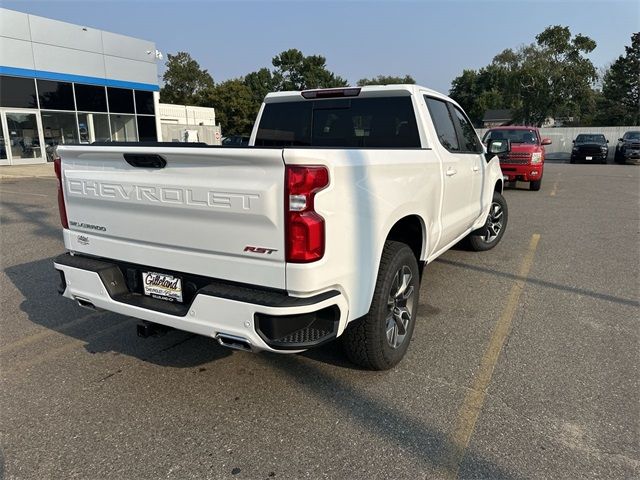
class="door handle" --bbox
[473,166,480,172]
[446,167,457,177]
[123,153,166,169]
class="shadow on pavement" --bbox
[4,255,231,367]
[259,353,521,479]
[437,258,639,307]
[0,199,61,240]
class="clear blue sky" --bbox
[3,0,639,93]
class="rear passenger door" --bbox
[424,96,478,249]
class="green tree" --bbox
[449,66,516,125]
[449,26,598,126]
[271,49,348,90]
[244,67,279,106]
[206,79,255,136]
[160,52,214,106]
[243,67,279,121]
[357,75,416,86]
[597,32,640,125]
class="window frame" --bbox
[134,90,155,115]
[0,75,38,109]
[424,95,460,153]
[36,79,76,111]
[74,83,108,113]
[449,104,483,154]
[106,87,135,114]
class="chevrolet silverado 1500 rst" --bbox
[53,85,509,370]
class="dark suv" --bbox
[570,134,609,164]
[614,131,640,164]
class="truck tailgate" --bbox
[58,146,286,289]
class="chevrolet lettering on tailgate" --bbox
[67,180,260,211]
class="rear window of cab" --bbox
[255,97,421,148]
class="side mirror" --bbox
[606,139,609,143]
[619,138,623,141]
[485,139,510,161]
[572,139,575,144]
[541,138,552,145]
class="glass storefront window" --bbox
[0,128,7,160]
[41,111,78,160]
[107,87,134,113]
[135,90,155,115]
[110,114,137,141]
[77,113,110,143]
[75,84,108,112]
[0,76,38,109]
[136,116,157,141]
[5,112,42,160]
[37,80,75,110]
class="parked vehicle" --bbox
[482,126,551,191]
[570,134,608,164]
[53,85,508,370]
[614,131,640,165]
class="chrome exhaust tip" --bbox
[75,297,96,310]
[216,334,252,352]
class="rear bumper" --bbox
[500,163,543,182]
[53,253,348,353]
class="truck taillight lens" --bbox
[53,157,69,229]
[285,165,329,263]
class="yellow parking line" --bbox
[550,172,561,196]
[0,189,49,197]
[0,311,106,356]
[446,233,540,478]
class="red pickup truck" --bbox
[482,126,552,191]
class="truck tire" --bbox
[341,241,420,370]
[614,150,623,164]
[467,191,508,252]
[529,179,542,191]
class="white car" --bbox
[54,85,508,370]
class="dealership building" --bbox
[0,8,166,165]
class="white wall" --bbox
[0,7,158,85]
[158,103,216,126]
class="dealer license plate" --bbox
[586,156,593,160]
[142,272,183,302]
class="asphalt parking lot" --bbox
[1,163,638,479]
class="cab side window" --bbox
[425,96,459,152]
[452,106,482,153]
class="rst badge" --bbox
[244,246,278,255]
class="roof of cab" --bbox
[263,84,453,104]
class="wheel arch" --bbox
[384,214,426,264]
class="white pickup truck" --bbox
[54,85,509,370]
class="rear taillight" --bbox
[285,165,329,263]
[53,157,69,229]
